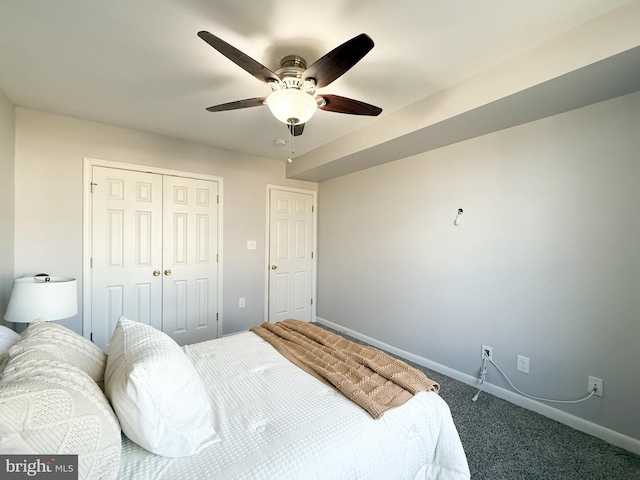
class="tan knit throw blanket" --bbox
[250,319,439,419]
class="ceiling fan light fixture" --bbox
[266,89,317,125]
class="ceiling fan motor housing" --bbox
[274,55,316,93]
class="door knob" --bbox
[153,270,161,276]
[164,269,172,276]
[271,265,277,270]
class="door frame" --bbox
[82,157,224,339]
[264,184,317,323]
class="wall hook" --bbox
[454,208,463,226]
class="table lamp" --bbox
[4,274,78,323]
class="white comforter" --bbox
[118,332,470,480]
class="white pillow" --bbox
[0,347,122,480]
[12,320,107,387]
[104,316,219,457]
[0,325,20,354]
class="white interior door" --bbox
[162,176,219,345]
[91,166,163,350]
[268,189,314,323]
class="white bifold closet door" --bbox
[91,166,219,350]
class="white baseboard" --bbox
[315,317,640,456]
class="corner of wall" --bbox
[0,87,15,323]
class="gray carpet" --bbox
[316,324,640,480]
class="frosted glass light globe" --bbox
[266,89,317,125]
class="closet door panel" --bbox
[91,167,163,350]
[162,176,219,345]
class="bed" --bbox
[0,319,470,480]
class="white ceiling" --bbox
[0,0,635,163]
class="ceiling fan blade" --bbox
[198,31,280,85]
[318,95,382,116]
[206,97,267,112]
[288,123,305,136]
[303,34,374,88]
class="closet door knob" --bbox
[164,269,172,276]
[153,270,161,276]
[271,265,277,270]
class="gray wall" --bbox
[13,108,316,335]
[0,88,15,325]
[317,92,640,442]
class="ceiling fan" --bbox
[198,31,382,137]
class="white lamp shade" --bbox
[4,276,78,323]
[266,89,317,125]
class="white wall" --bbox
[317,92,640,443]
[13,108,316,335]
[0,88,15,324]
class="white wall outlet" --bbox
[588,376,603,397]
[517,355,530,374]
[247,240,257,250]
[481,345,493,361]
[239,297,245,308]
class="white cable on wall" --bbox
[472,354,597,404]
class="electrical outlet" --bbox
[517,355,530,374]
[481,345,493,361]
[588,376,603,397]
[247,241,256,250]
[239,297,245,308]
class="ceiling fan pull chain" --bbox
[287,124,294,163]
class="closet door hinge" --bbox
[216,253,219,263]
[90,258,93,268]
[312,205,314,213]
[311,252,314,259]
[311,298,313,305]
[216,313,219,322]
[217,195,219,204]
[90,182,98,193]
